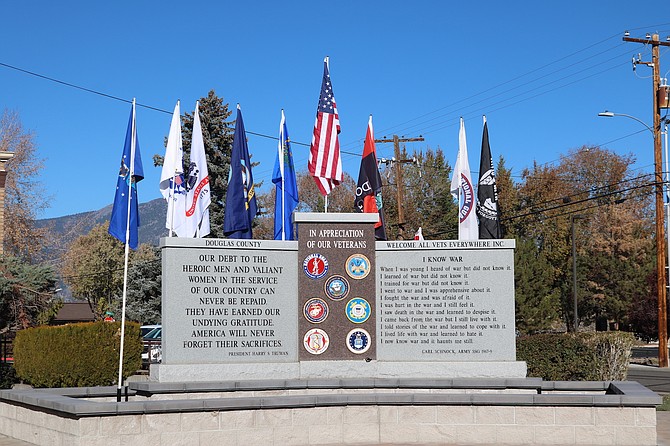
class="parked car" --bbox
[141,325,162,366]
[140,324,161,337]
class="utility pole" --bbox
[375,135,424,239]
[624,33,670,367]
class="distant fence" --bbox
[1,333,14,364]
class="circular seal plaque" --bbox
[324,275,350,301]
[346,328,371,354]
[346,298,371,324]
[303,253,329,280]
[345,254,371,280]
[303,298,329,324]
[303,328,330,355]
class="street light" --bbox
[598,109,669,367]
[598,111,654,133]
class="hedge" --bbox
[516,331,634,381]
[13,321,142,388]
[0,364,18,389]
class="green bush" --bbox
[517,331,634,381]
[13,321,142,388]
[0,363,18,389]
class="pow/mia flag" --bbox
[477,116,502,239]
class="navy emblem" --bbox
[345,254,371,280]
[346,298,371,324]
[324,275,350,301]
[346,328,371,354]
[303,254,329,279]
[303,328,329,355]
[304,298,329,323]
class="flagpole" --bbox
[280,110,286,240]
[116,98,135,402]
[168,100,180,237]
[168,168,176,236]
[281,174,286,240]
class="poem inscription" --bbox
[376,240,516,361]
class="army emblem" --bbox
[345,254,371,280]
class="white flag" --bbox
[159,101,186,236]
[184,101,211,237]
[450,118,478,240]
[414,227,424,240]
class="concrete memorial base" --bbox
[0,378,661,446]
[151,360,528,382]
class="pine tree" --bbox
[382,147,457,240]
[122,245,162,324]
[0,256,57,332]
[514,237,560,333]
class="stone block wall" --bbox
[0,401,658,445]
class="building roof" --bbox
[54,302,95,323]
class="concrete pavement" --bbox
[628,363,670,394]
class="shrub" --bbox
[0,363,18,389]
[13,321,142,388]
[517,331,634,381]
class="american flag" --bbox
[308,57,342,196]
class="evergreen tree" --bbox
[514,237,560,334]
[495,156,519,238]
[0,256,57,332]
[122,245,162,324]
[382,147,457,240]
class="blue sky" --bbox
[1,1,669,219]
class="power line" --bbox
[374,34,630,137]
[385,44,632,137]
[427,180,656,239]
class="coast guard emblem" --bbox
[324,275,350,301]
[303,328,329,355]
[346,328,371,354]
[345,254,370,280]
[304,298,329,324]
[346,298,371,323]
[303,254,328,280]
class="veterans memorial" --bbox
[153,213,524,382]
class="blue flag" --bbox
[223,105,257,239]
[272,110,299,240]
[108,103,144,249]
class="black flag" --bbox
[477,117,502,239]
[354,116,387,240]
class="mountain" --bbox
[36,198,168,262]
